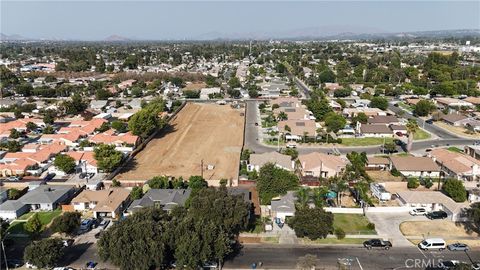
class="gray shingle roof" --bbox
[128,189,191,212]
[0,200,26,211]
[20,185,73,205]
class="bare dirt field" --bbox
[116,103,245,184]
[400,221,480,246]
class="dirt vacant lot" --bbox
[116,103,245,184]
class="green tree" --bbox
[324,112,346,133]
[288,207,334,240]
[62,94,87,115]
[98,208,172,270]
[111,179,121,187]
[370,96,388,110]
[43,125,55,134]
[9,128,21,139]
[96,57,106,73]
[467,202,480,232]
[111,121,128,133]
[50,212,81,235]
[442,179,467,202]
[351,112,368,127]
[24,213,42,236]
[128,99,166,138]
[94,144,124,173]
[228,77,241,89]
[413,100,436,117]
[26,122,38,131]
[130,186,143,200]
[257,163,299,204]
[54,154,76,173]
[8,188,22,200]
[43,109,56,125]
[0,218,9,241]
[24,238,64,268]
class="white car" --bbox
[409,208,428,216]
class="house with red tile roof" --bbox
[89,130,139,153]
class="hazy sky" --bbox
[1,1,479,40]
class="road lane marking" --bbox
[417,248,427,258]
[356,257,364,270]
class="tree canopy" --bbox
[24,238,64,268]
[442,178,467,202]
[54,154,76,174]
[94,144,124,173]
[288,207,334,240]
[257,163,299,204]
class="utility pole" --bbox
[1,232,10,270]
[201,159,204,179]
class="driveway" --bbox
[60,226,115,269]
[366,212,426,248]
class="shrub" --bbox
[367,222,376,231]
[407,178,419,189]
[390,168,401,177]
[51,212,81,235]
[334,228,346,240]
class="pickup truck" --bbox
[363,239,392,250]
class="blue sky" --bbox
[1,1,479,40]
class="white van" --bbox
[418,238,446,251]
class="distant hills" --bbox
[1,28,479,42]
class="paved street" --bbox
[224,244,480,269]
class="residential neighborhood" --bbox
[1,3,480,269]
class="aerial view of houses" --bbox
[1,1,480,269]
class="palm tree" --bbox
[295,187,310,209]
[336,180,349,206]
[278,111,288,121]
[311,187,328,208]
[406,119,418,152]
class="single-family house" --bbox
[19,185,75,211]
[465,145,480,160]
[442,113,469,126]
[367,115,400,126]
[0,200,30,220]
[430,148,480,182]
[271,191,296,222]
[397,191,467,221]
[297,152,348,178]
[278,119,317,141]
[366,157,390,170]
[359,124,393,137]
[248,152,294,172]
[127,189,191,214]
[389,156,441,178]
[88,188,131,219]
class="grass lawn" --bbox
[447,147,463,153]
[333,214,376,235]
[17,212,34,220]
[8,210,62,235]
[413,129,431,140]
[340,137,393,147]
[302,238,365,245]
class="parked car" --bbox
[418,238,446,251]
[7,176,22,181]
[79,172,87,179]
[447,242,469,251]
[99,219,110,229]
[425,119,433,124]
[363,239,392,250]
[438,260,460,269]
[427,210,448,220]
[409,208,428,216]
[80,219,94,231]
[6,259,24,269]
[25,262,38,269]
[395,132,404,137]
[44,173,56,181]
[62,238,74,247]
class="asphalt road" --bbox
[224,244,480,270]
[244,100,478,155]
